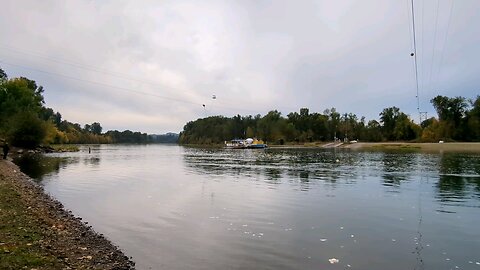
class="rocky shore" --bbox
[0,160,135,269]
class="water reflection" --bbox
[436,153,480,205]
[182,148,480,204]
[183,148,366,190]
[380,152,416,187]
[16,148,480,209]
[12,145,480,270]
[13,154,76,181]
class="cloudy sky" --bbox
[1,0,478,133]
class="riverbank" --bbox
[0,160,135,269]
[342,142,480,152]
[185,141,480,152]
[267,142,480,152]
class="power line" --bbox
[434,0,455,92]
[0,45,273,114]
[0,44,374,118]
[0,44,199,94]
[410,0,421,123]
[427,0,440,97]
[0,59,202,106]
[0,59,265,115]
[420,0,425,98]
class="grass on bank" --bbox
[0,176,59,269]
[49,144,79,152]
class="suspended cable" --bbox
[420,0,425,98]
[0,44,197,94]
[410,0,421,122]
[427,0,440,96]
[0,45,278,114]
[0,59,201,106]
[434,0,455,92]
[0,59,264,115]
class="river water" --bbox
[15,145,480,270]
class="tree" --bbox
[0,67,7,81]
[393,114,419,140]
[245,126,255,138]
[257,110,283,142]
[0,77,45,119]
[365,120,383,142]
[430,96,468,140]
[466,96,480,141]
[431,96,467,123]
[9,112,47,148]
[379,107,401,140]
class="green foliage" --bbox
[465,96,480,141]
[365,120,383,142]
[179,98,480,145]
[0,77,44,123]
[1,66,478,147]
[9,112,47,148]
[105,130,148,143]
[0,66,111,146]
[429,95,478,141]
[0,67,7,81]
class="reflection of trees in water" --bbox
[436,153,480,203]
[438,153,480,175]
[183,148,363,189]
[13,154,79,180]
[380,152,416,187]
[83,156,101,166]
[264,168,282,181]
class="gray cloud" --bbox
[1,0,478,133]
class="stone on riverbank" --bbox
[0,160,135,269]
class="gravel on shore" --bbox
[0,160,135,269]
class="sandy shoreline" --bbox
[0,160,135,269]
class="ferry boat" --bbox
[225,138,268,149]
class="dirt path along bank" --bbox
[0,160,135,269]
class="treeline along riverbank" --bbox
[0,67,177,149]
[0,159,135,269]
[179,96,480,145]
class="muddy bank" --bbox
[0,160,135,269]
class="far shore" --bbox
[268,142,480,152]
[343,142,480,152]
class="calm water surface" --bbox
[15,145,480,270]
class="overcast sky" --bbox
[1,0,479,133]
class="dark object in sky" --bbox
[410,52,414,56]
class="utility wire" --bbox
[421,0,425,99]
[0,59,264,115]
[434,0,455,92]
[410,0,421,122]
[0,44,200,94]
[427,0,440,97]
[0,46,373,118]
[0,59,202,106]
[0,45,275,114]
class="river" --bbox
[14,145,480,270]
